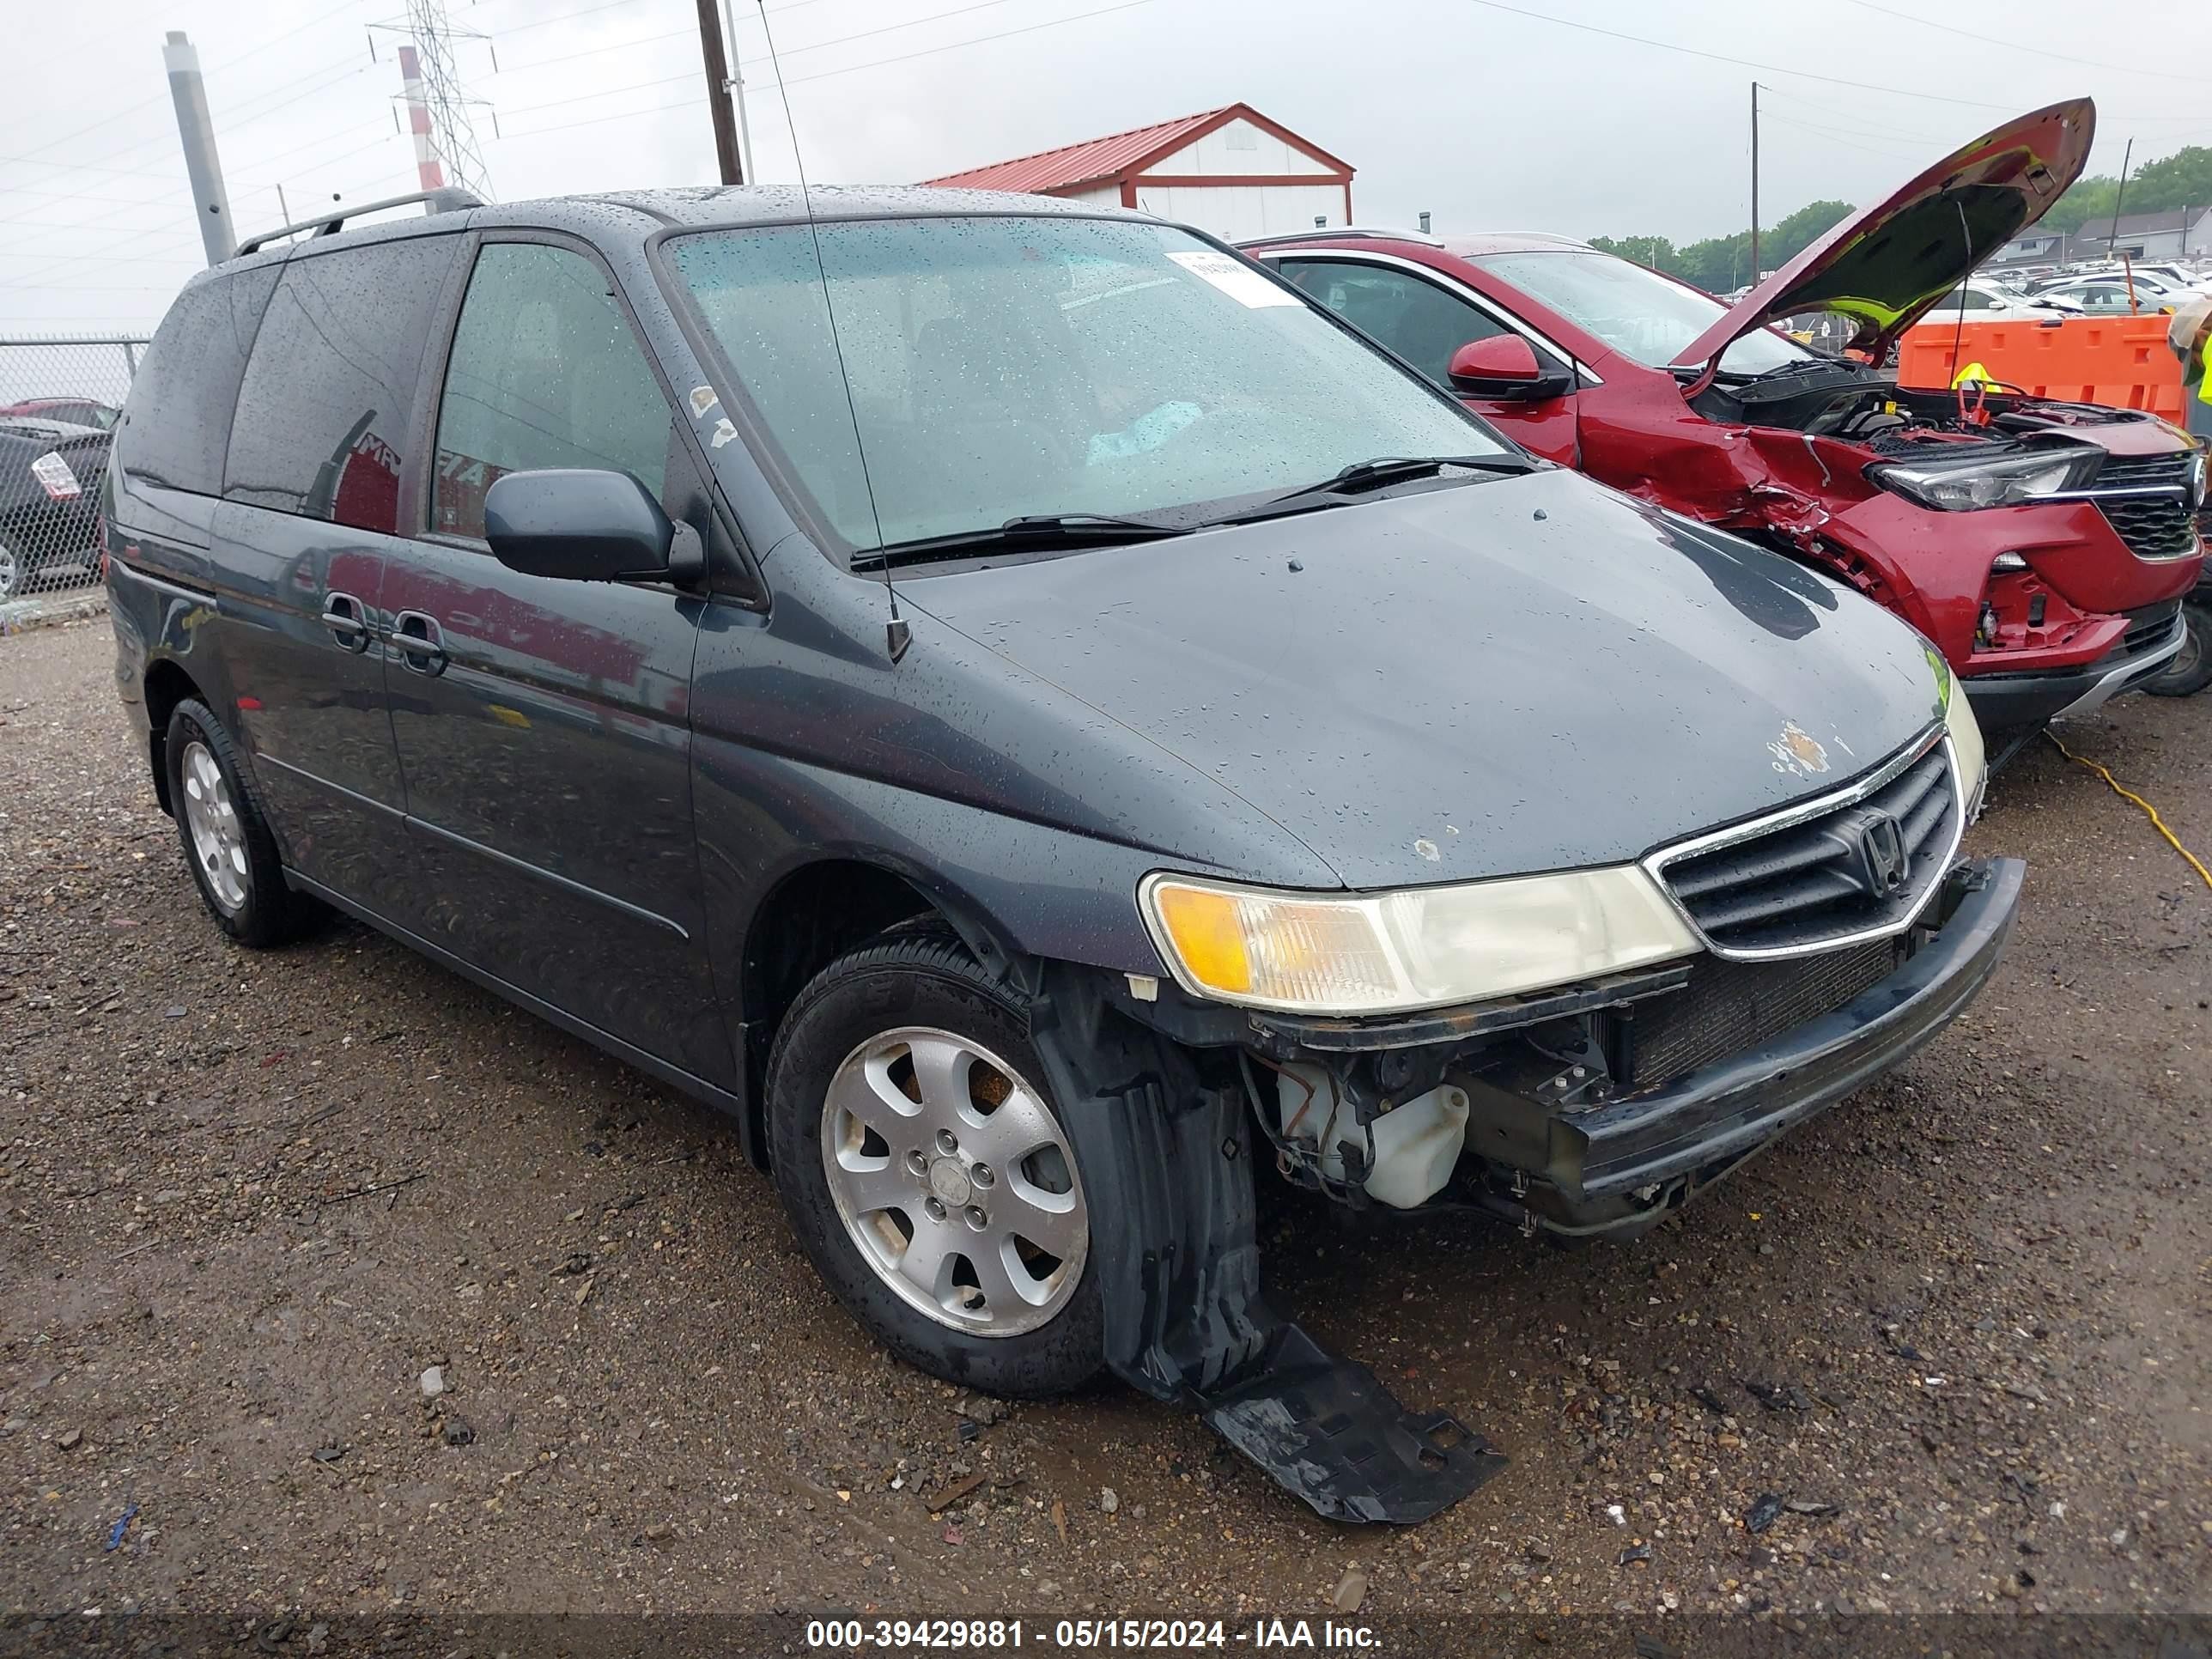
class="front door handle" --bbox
[322,591,371,653]
[392,609,448,676]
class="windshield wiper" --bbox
[851,513,1193,571]
[1207,453,1537,526]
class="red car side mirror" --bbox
[1447,335,1572,402]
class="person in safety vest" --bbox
[2171,296,2212,441]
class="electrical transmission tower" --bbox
[373,0,495,201]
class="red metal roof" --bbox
[921,107,1240,195]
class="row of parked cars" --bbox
[1923,259,2212,326]
[0,397,119,600]
[94,95,2203,1522]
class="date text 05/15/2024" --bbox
[805,1619,1384,1650]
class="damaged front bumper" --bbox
[1470,855,2023,1237]
[1962,608,2186,734]
[1025,859,2018,1526]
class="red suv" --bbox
[1245,99,2204,757]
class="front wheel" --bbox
[765,931,1104,1397]
[0,531,24,600]
[2144,600,2212,698]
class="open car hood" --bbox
[1669,98,2095,370]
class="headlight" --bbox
[1933,648,1987,818]
[1870,447,2099,512]
[1139,867,1698,1016]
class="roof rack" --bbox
[1233,225,1446,250]
[234,188,485,257]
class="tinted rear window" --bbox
[223,235,459,534]
[114,264,279,495]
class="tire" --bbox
[163,699,320,947]
[0,530,23,600]
[2144,601,2212,698]
[765,930,1105,1397]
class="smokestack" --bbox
[163,31,234,264]
[398,44,447,201]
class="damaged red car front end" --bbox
[1246,98,2205,751]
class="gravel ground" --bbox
[2,617,2208,1645]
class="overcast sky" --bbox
[4,0,2209,331]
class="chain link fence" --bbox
[0,337,146,603]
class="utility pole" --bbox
[163,31,234,265]
[695,0,744,185]
[1748,81,1760,286]
[720,0,755,183]
[2110,137,2136,311]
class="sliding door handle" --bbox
[392,610,447,676]
[321,591,371,653]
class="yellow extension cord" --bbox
[2043,732,2212,893]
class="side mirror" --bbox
[484,469,674,582]
[1447,335,1572,402]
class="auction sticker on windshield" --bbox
[1168,249,1300,308]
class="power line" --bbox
[0,0,378,171]
[768,0,1159,93]
[1455,0,2203,123]
[498,0,1048,79]
[489,0,848,35]
[0,57,370,237]
[2,222,210,289]
[496,0,1158,140]
[774,0,1048,60]
[1754,88,1962,149]
[0,39,379,210]
[495,0,669,37]
[501,89,696,140]
[0,181,201,210]
[0,55,400,289]
[214,59,381,143]
[500,68,695,119]
[495,0,1072,113]
[0,150,186,185]
[1761,112,1943,164]
[209,0,381,80]
[1835,0,2212,85]
[230,121,394,182]
[491,23,696,76]
[256,132,408,187]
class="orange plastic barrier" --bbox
[1896,314,2185,422]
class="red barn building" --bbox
[922,103,1354,242]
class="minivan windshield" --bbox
[1471,249,1817,376]
[667,215,1509,553]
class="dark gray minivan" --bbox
[106,185,2021,1523]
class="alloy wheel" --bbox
[179,739,250,914]
[819,1026,1088,1337]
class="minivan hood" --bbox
[907,470,1948,890]
[1671,98,2095,370]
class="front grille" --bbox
[2100,495,2200,559]
[1652,740,1957,956]
[1611,939,1905,1094]
[2120,601,2183,656]
[2094,451,2194,489]
[2092,451,2202,559]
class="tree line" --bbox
[1589,144,2212,296]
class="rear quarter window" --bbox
[223,235,460,535]
[114,264,279,495]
